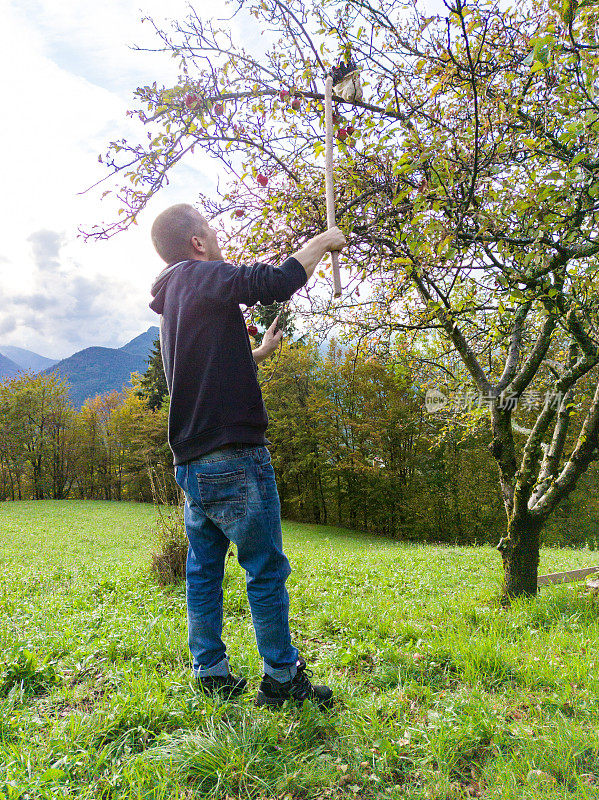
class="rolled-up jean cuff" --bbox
[196,655,230,678]
[264,660,297,683]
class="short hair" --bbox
[150,204,209,264]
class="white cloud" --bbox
[0,0,357,359]
[9,0,219,95]
[1,228,156,358]
[0,0,232,358]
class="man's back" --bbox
[149,257,306,464]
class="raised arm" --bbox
[213,227,348,307]
[291,227,346,280]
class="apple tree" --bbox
[89,0,599,601]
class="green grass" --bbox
[2,500,599,799]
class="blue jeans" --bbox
[174,444,299,682]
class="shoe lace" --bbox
[293,666,315,699]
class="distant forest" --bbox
[1,338,598,548]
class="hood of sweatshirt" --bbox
[149,261,189,314]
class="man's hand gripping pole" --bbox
[325,74,342,298]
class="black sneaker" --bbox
[255,657,333,708]
[197,672,247,697]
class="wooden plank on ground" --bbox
[538,565,599,587]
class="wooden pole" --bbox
[324,74,342,298]
[537,565,599,587]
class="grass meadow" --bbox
[2,500,599,799]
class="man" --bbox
[149,203,346,706]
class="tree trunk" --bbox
[500,514,543,603]
[317,469,327,524]
[450,440,463,541]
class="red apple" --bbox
[214,103,224,115]
[279,89,290,100]
[291,97,301,110]
[185,94,198,109]
[337,128,348,140]
[235,209,244,218]
[257,174,268,187]
[346,125,355,135]
[247,325,258,336]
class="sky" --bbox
[0,0,231,359]
[0,0,449,361]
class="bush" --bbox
[148,466,188,584]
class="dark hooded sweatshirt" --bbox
[149,257,307,466]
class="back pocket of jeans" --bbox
[197,469,247,526]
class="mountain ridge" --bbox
[42,346,152,407]
[0,353,21,380]
[43,326,159,407]
[1,327,160,405]
[0,345,57,373]
[119,327,160,359]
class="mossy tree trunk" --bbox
[499,514,543,602]
[494,362,599,603]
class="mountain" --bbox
[0,353,21,381]
[42,327,157,407]
[43,347,148,408]
[0,345,57,372]
[119,326,159,359]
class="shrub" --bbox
[148,466,188,584]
